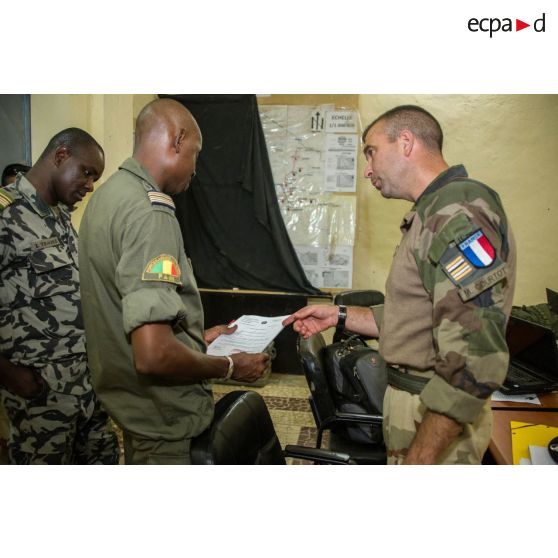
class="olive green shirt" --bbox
[79,158,213,440]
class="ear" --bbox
[173,129,187,153]
[399,130,414,157]
[54,146,71,167]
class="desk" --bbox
[489,393,558,464]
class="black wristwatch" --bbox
[336,305,347,334]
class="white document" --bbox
[324,134,357,193]
[325,111,358,133]
[528,445,556,465]
[206,315,289,356]
[491,391,541,405]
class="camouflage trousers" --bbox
[1,385,119,465]
[122,431,192,465]
[0,402,9,464]
[382,385,492,464]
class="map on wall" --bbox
[260,104,359,288]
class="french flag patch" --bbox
[458,230,495,268]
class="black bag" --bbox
[323,335,388,444]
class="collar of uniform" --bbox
[400,210,416,232]
[16,174,54,218]
[119,157,176,212]
[119,157,161,192]
[415,164,468,206]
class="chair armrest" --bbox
[335,411,383,426]
[284,444,355,464]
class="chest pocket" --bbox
[29,245,78,299]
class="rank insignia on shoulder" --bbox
[147,191,175,212]
[458,229,495,268]
[442,253,474,282]
[0,188,15,210]
[438,228,506,302]
[142,254,182,286]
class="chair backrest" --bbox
[333,290,385,307]
[190,390,286,465]
[297,334,338,423]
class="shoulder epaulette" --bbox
[0,188,15,211]
[147,190,175,212]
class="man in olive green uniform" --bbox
[79,99,268,464]
[0,129,119,464]
[284,105,516,464]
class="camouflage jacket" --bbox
[377,165,516,424]
[0,176,87,393]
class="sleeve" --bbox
[418,206,513,424]
[371,304,384,334]
[115,208,187,335]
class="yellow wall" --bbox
[30,94,558,306]
[30,94,156,228]
[356,95,558,306]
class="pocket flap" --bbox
[29,245,72,274]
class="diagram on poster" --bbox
[324,134,357,192]
[260,104,359,288]
[294,245,353,289]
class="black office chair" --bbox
[292,334,387,464]
[191,389,360,465]
[332,290,384,342]
[191,390,286,464]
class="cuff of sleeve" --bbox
[122,287,186,335]
[371,304,384,333]
[419,374,486,424]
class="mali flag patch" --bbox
[142,254,182,286]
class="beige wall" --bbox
[30,94,558,306]
[30,94,156,229]
[356,95,558,306]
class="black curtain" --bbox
[160,94,320,295]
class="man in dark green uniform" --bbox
[284,106,516,464]
[79,99,269,464]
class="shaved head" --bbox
[133,98,202,195]
[134,98,200,152]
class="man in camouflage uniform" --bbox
[284,105,516,464]
[79,99,268,464]
[0,128,119,464]
[0,163,32,463]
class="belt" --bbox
[387,366,431,395]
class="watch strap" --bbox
[336,305,347,333]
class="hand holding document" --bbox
[206,315,289,356]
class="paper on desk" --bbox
[529,445,556,465]
[206,315,290,356]
[511,421,558,464]
[491,391,541,405]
